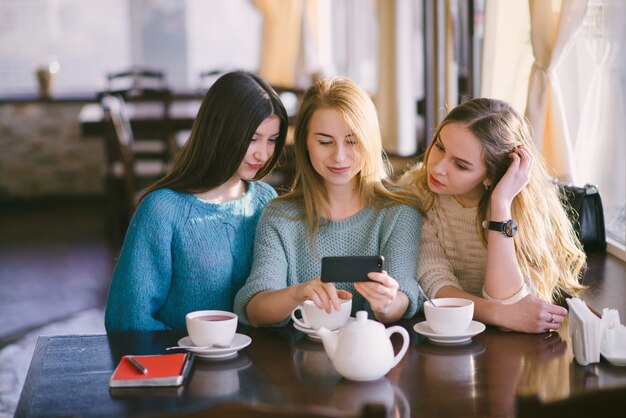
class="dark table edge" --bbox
[14,336,50,418]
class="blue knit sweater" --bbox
[234,199,423,326]
[105,181,277,332]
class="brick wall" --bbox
[0,103,106,198]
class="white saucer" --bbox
[292,317,355,341]
[601,350,626,366]
[413,320,486,345]
[293,322,322,341]
[177,333,251,359]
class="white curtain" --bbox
[296,0,335,88]
[480,0,534,114]
[525,0,588,181]
[375,0,423,156]
[253,0,304,87]
[573,0,626,244]
[331,0,379,93]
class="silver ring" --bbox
[549,313,555,323]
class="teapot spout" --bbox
[317,327,338,360]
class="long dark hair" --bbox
[144,71,288,196]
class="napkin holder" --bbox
[566,298,600,366]
[567,298,626,366]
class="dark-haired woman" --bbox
[105,71,288,332]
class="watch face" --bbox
[504,220,518,237]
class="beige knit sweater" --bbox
[418,194,529,303]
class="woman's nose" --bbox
[333,144,347,162]
[254,147,268,162]
[432,159,447,175]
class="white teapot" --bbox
[317,311,410,381]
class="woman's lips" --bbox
[328,166,349,174]
[247,163,263,170]
[429,174,444,188]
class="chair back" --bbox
[107,67,167,92]
[100,92,169,244]
[100,94,138,230]
[104,67,173,162]
[198,69,227,90]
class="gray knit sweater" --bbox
[234,199,423,326]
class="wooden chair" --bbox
[106,67,168,92]
[154,402,388,418]
[198,69,230,90]
[100,94,169,244]
[104,67,174,163]
[516,386,626,418]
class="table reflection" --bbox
[187,353,251,398]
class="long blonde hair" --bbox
[404,98,586,302]
[280,77,416,246]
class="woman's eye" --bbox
[455,163,467,170]
[268,137,278,143]
[319,140,332,145]
[434,142,444,151]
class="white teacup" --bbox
[186,310,237,347]
[291,299,352,330]
[424,298,474,335]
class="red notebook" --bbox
[109,353,193,388]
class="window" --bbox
[0,0,131,94]
[0,0,262,95]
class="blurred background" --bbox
[0,0,623,247]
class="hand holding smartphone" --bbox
[320,256,384,283]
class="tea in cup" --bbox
[424,298,474,335]
[186,310,237,347]
[291,299,352,330]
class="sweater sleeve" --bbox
[234,205,289,326]
[381,205,423,318]
[105,192,175,332]
[417,210,464,299]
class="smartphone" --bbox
[320,256,384,283]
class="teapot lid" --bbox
[343,310,385,332]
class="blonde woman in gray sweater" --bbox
[401,98,586,333]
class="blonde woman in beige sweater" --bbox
[401,98,586,333]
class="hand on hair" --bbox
[294,277,352,313]
[491,146,533,209]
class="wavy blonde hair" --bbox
[402,98,586,302]
[279,77,416,248]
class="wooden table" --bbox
[14,320,626,417]
[15,253,626,418]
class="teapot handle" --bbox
[386,326,410,369]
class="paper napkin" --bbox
[600,308,626,359]
[566,298,601,366]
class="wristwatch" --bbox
[482,219,518,237]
